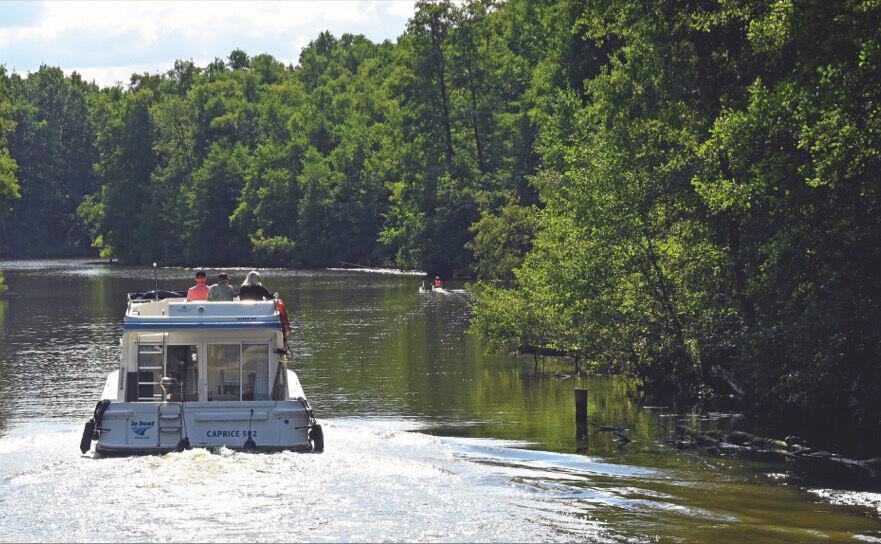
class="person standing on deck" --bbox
[433,276,443,289]
[187,270,209,301]
[208,272,235,301]
[239,271,273,301]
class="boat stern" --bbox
[84,400,322,455]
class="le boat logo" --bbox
[130,420,155,439]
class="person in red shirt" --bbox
[433,276,442,289]
[187,270,209,301]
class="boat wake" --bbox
[418,287,469,296]
[326,267,426,276]
[0,419,613,542]
[2,419,879,543]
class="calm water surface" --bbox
[0,259,879,542]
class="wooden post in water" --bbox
[575,388,588,451]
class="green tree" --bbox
[91,88,159,261]
[0,69,20,230]
[691,0,881,444]
[186,143,250,263]
[3,67,100,255]
[467,202,538,281]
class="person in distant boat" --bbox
[207,272,236,301]
[187,270,209,301]
[433,276,443,289]
[239,271,273,301]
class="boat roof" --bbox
[124,298,281,330]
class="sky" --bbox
[0,1,415,87]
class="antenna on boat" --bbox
[175,349,192,452]
[153,262,158,292]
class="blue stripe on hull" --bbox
[124,321,280,330]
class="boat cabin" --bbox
[112,298,290,404]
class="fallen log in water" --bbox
[674,425,881,486]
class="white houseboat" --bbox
[80,292,323,455]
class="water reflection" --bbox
[0,259,878,542]
[0,300,9,434]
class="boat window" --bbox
[243,344,270,401]
[166,345,199,401]
[137,344,163,402]
[207,344,241,401]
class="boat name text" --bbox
[206,429,258,438]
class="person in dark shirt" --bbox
[239,270,273,301]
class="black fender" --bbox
[309,423,324,453]
[80,419,95,454]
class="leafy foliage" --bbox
[469,0,881,449]
[0,70,21,227]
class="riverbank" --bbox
[526,356,881,489]
[599,359,880,462]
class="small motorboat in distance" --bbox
[80,291,323,455]
[419,278,451,295]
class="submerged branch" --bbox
[675,425,881,487]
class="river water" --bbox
[0,259,878,542]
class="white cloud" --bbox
[0,0,415,87]
[6,2,388,41]
[385,0,416,18]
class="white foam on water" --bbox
[808,488,881,515]
[325,267,426,276]
[442,436,743,526]
[0,420,616,543]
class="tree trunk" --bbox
[728,219,755,326]
[469,79,485,172]
[429,25,455,169]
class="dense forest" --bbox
[1,0,879,451]
[0,0,556,272]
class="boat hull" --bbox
[92,400,318,455]
[94,443,315,455]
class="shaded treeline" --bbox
[469,0,881,453]
[1,0,880,451]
